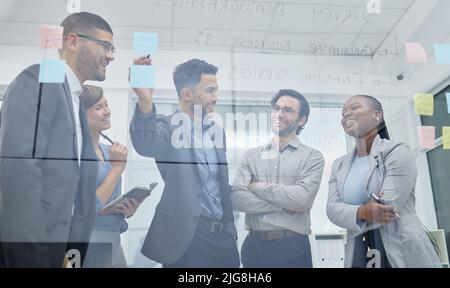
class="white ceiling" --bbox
[0,0,415,56]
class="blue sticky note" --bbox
[433,44,450,64]
[130,65,154,88]
[134,32,158,55]
[39,59,65,83]
[446,93,450,114]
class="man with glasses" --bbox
[231,89,325,267]
[76,33,116,54]
[0,12,114,267]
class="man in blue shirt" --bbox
[129,58,239,267]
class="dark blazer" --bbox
[130,104,237,265]
[0,64,98,267]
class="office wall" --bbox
[0,19,446,261]
[0,47,442,206]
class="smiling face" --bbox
[341,96,380,138]
[189,74,219,115]
[86,95,111,132]
[271,95,305,137]
[75,29,115,82]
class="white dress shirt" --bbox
[65,64,83,165]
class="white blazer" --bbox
[327,135,441,268]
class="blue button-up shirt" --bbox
[191,120,223,220]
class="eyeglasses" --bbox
[76,33,116,54]
[271,105,298,114]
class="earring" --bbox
[373,117,379,126]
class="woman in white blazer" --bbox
[327,95,440,268]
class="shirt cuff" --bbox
[134,103,156,120]
[353,205,367,233]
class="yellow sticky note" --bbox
[443,127,450,150]
[414,93,434,116]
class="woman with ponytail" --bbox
[80,85,141,267]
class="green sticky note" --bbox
[414,93,434,116]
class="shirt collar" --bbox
[65,64,83,97]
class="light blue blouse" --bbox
[93,143,128,233]
[343,155,370,205]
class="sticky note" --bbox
[446,93,450,114]
[433,44,450,64]
[405,42,427,63]
[40,25,64,49]
[130,65,154,88]
[414,93,434,116]
[417,126,435,149]
[39,59,66,83]
[134,32,158,55]
[443,127,450,150]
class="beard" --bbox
[190,103,209,119]
[77,47,105,82]
[274,124,297,137]
[272,117,300,137]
